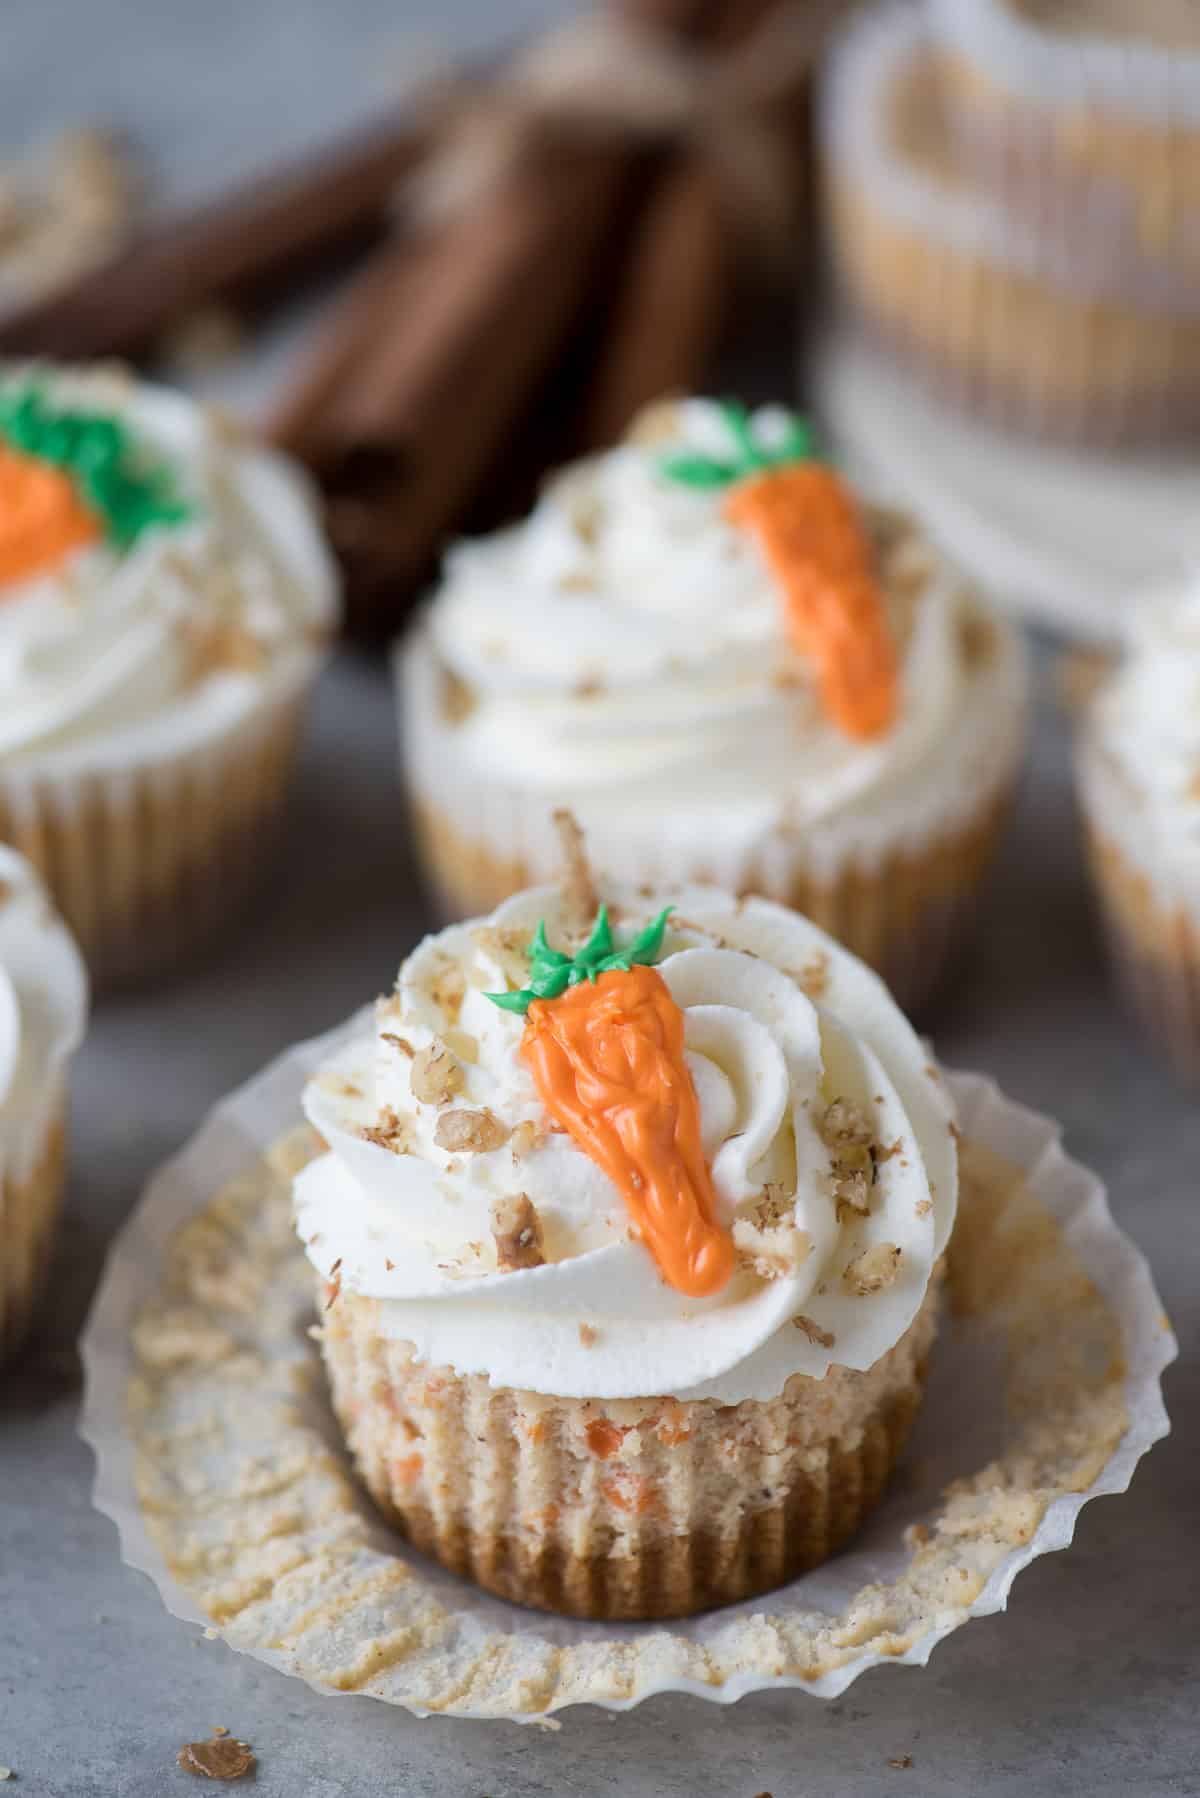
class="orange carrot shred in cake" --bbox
[488,906,737,1300]
[662,401,898,740]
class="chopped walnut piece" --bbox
[552,807,598,935]
[733,1212,811,1281]
[439,665,477,723]
[578,1323,599,1346]
[843,1242,902,1296]
[428,955,466,1023]
[819,1099,878,1219]
[409,1040,463,1106]
[177,1735,256,1780]
[470,925,530,990]
[794,950,830,999]
[626,397,683,446]
[442,1028,478,1064]
[510,1118,544,1160]
[792,1314,835,1348]
[915,1198,933,1217]
[750,1182,793,1229]
[435,1108,510,1153]
[888,1756,914,1771]
[381,1032,414,1057]
[490,1193,545,1270]
[359,1106,412,1154]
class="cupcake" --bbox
[930,0,1200,314]
[296,855,958,1619]
[0,845,87,1361]
[822,2,1200,444]
[0,363,340,981]
[1076,581,1200,1083]
[399,398,1026,1014]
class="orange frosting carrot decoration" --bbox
[488,907,736,1300]
[661,403,898,740]
[0,383,190,592]
[0,444,100,590]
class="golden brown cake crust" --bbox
[316,1271,942,1621]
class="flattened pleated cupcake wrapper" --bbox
[0,656,319,985]
[317,1277,940,1623]
[398,626,1027,1015]
[1077,732,1200,1086]
[823,3,1200,446]
[1,1091,67,1364]
[79,1016,1174,1719]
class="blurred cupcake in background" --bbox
[0,846,87,1363]
[822,1,1200,445]
[0,363,340,982]
[398,397,1027,1014]
[1076,581,1200,1084]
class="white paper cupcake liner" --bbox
[821,2,1200,444]
[397,619,1028,898]
[927,0,1200,129]
[1076,722,1200,1081]
[79,1017,1175,1721]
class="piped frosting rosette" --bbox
[297,882,955,1405]
[400,400,1026,1006]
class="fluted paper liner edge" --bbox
[79,1013,1175,1720]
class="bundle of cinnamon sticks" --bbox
[0,0,841,635]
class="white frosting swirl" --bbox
[295,884,957,1403]
[404,400,1025,875]
[0,364,339,772]
[0,846,87,1178]
[1087,576,1200,902]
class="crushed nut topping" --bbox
[792,1314,835,1348]
[434,1108,510,1153]
[578,1323,599,1346]
[552,807,598,935]
[915,1198,933,1217]
[380,1031,414,1057]
[819,1099,878,1218]
[409,1040,463,1106]
[470,925,531,990]
[428,955,466,1023]
[442,1028,478,1064]
[733,1212,811,1281]
[843,1242,902,1296]
[794,950,830,999]
[439,665,478,723]
[510,1119,544,1160]
[358,1106,413,1154]
[490,1193,545,1270]
[177,1735,256,1780]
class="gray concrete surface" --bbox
[1,2,1197,1792]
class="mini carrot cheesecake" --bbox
[1076,583,1200,1083]
[0,845,87,1362]
[0,363,339,981]
[399,397,1027,1011]
[296,838,957,1619]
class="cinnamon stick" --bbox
[273,0,718,633]
[576,150,731,451]
[290,133,635,631]
[0,110,433,361]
